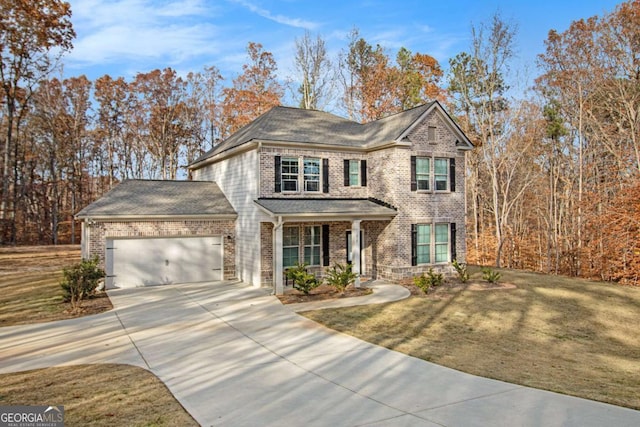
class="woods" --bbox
[1,0,638,285]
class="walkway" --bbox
[1,281,639,426]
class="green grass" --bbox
[302,267,640,409]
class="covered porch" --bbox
[255,199,397,295]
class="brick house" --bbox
[77,101,473,293]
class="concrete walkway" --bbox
[1,281,639,427]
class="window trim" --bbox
[281,157,299,192]
[303,157,321,192]
[303,225,322,266]
[412,222,452,265]
[434,158,450,192]
[416,157,430,191]
[283,225,300,267]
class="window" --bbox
[416,224,431,264]
[349,160,360,186]
[283,226,300,267]
[434,158,449,191]
[282,158,299,192]
[304,158,320,192]
[434,223,449,263]
[416,158,430,190]
[413,223,452,265]
[304,226,321,266]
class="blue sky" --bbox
[64,0,622,99]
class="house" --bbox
[77,101,473,293]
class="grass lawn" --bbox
[0,245,111,326]
[1,246,197,426]
[302,267,640,410]
[0,364,198,427]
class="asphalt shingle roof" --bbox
[76,180,236,218]
[254,198,397,218]
[191,103,436,165]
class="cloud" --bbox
[66,0,221,73]
[229,0,319,30]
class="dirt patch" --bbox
[278,283,373,304]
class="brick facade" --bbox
[85,219,236,280]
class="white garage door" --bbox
[105,236,223,289]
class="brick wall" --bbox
[86,219,236,280]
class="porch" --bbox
[255,198,397,295]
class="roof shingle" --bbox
[76,180,236,218]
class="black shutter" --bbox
[361,160,367,186]
[275,156,281,193]
[450,158,456,192]
[343,159,350,186]
[410,156,417,191]
[322,224,330,266]
[450,223,457,261]
[346,231,351,264]
[411,224,417,266]
[323,158,329,193]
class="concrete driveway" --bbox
[1,281,639,426]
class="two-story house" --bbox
[77,101,473,294]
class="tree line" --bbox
[1,0,638,285]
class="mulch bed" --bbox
[277,283,373,304]
[63,292,113,316]
[400,278,516,299]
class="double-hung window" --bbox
[281,158,299,192]
[349,160,360,186]
[413,223,452,265]
[283,226,300,267]
[434,158,449,191]
[304,226,321,266]
[416,158,430,190]
[303,158,321,192]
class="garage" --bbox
[76,180,237,288]
[106,236,223,288]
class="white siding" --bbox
[193,149,269,287]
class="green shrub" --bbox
[452,260,470,283]
[324,263,356,293]
[285,262,319,295]
[481,267,501,283]
[414,268,444,293]
[60,257,105,312]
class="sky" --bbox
[63,0,623,102]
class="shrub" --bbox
[324,263,356,293]
[60,257,105,312]
[414,268,444,293]
[285,262,319,295]
[481,267,501,284]
[452,260,470,283]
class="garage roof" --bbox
[254,198,397,220]
[76,180,236,219]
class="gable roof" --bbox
[190,101,475,169]
[76,180,236,219]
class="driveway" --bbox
[1,281,639,426]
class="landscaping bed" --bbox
[278,283,372,304]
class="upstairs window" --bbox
[343,159,367,187]
[281,158,299,192]
[434,158,449,191]
[416,158,430,190]
[304,158,321,192]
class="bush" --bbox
[324,263,356,293]
[60,257,105,312]
[481,267,501,284]
[414,268,444,293]
[452,260,470,283]
[285,262,319,295]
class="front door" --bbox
[346,230,365,274]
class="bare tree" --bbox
[291,31,335,110]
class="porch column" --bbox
[273,217,284,295]
[351,219,361,288]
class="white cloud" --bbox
[66,0,221,72]
[229,0,319,30]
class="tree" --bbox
[0,0,75,243]
[448,13,518,267]
[221,42,283,135]
[292,31,335,110]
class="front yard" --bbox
[302,267,640,410]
